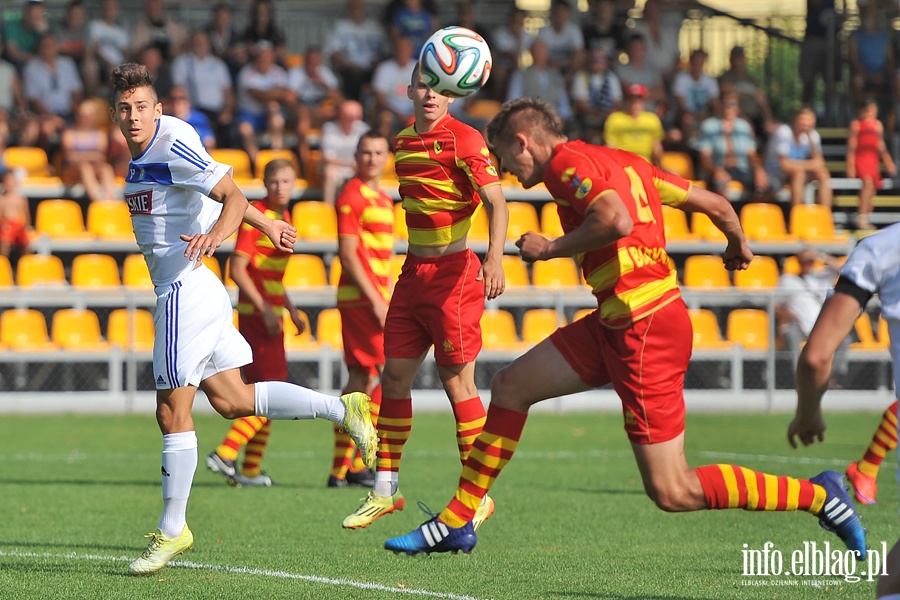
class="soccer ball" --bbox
[419,26,492,98]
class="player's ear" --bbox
[154,102,163,121]
[407,84,413,100]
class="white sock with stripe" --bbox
[254,381,344,424]
[158,431,197,538]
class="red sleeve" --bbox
[234,222,261,259]
[648,163,692,207]
[544,149,616,218]
[336,181,364,238]
[454,124,501,190]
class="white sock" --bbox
[373,470,398,497]
[254,381,344,423]
[158,431,197,538]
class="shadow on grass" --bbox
[550,593,718,600]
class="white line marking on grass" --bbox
[0,550,489,600]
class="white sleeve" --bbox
[839,239,881,293]
[167,130,231,195]
[671,73,689,99]
[570,73,589,102]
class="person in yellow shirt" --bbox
[602,83,664,165]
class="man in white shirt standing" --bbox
[110,62,377,577]
[325,0,388,100]
[764,107,833,207]
[320,100,370,204]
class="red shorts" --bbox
[0,219,29,249]
[339,304,385,371]
[239,315,288,383]
[384,249,484,366]
[550,299,692,444]
[855,153,883,189]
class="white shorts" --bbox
[153,264,252,390]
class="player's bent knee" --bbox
[489,367,529,411]
[644,482,697,512]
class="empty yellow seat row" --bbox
[0,307,153,351]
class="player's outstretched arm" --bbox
[478,184,509,300]
[678,185,752,271]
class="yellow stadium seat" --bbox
[572,308,595,323]
[86,200,134,239]
[51,308,109,351]
[284,309,316,350]
[522,309,563,345]
[540,203,565,238]
[733,255,779,289]
[684,255,731,288]
[293,201,338,241]
[254,148,301,178]
[224,257,237,289]
[851,313,889,351]
[1,308,57,350]
[381,153,399,186]
[790,204,848,243]
[0,255,12,287]
[71,254,121,288]
[391,254,406,287]
[661,151,695,180]
[34,199,89,238]
[468,206,490,241]
[740,203,796,242]
[328,256,342,287]
[209,148,255,180]
[393,202,408,241]
[506,202,540,241]
[481,310,520,349]
[316,308,343,349]
[727,309,770,350]
[123,254,153,288]
[16,254,66,287]
[201,256,222,280]
[661,205,694,241]
[502,255,530,287]
[533,257,580,288]
[107,308,155,351]
[233,308,239,328]
[3,146,62,185]
[283,254,328,288]
[688,309,733,349]
[690,211,726,242]
[467,99,502,120]
[304,149,323,189]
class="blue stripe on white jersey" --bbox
[172,139,210,169]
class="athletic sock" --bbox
[159,431,198,538]
[242,420,271,477]
[254,381,344,424]
[694,464,826,513]
[216,417,266,461]
[451,396,486,465]
[440,404,527,528]
[859,400,899,477]
[373,396,412,497]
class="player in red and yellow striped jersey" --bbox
[342,64,509,529]
[205,158,308,487]
[330,132,394,488]
[385,97,866,559]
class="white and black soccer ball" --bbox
[419,26,492,98]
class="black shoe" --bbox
[327,475,349,488]
[327,468,376,488]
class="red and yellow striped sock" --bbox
[452,397,486,465]
[216,416,267,462]
[858,400,899,477]
[376,396,413,475]
[695,464,826,513]
[242,420,272,477]
[440,404,527,528]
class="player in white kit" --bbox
[110,63,378,576]
[787,222,900,598]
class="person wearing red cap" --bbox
[602,82,663,165]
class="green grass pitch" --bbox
[1,411,896,599]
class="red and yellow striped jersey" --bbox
[544,141,692,328]
[394,114,501,247]
[336,177,395,307]
[234,198,292,316]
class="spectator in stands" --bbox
[631,0,683,86]
[571,49,622,143]
[138,45,173,106]
[371,36,416,142]
[672,49,720,145]
[0,57,39,148]
[718,45,774,142]
[320,100,370,205]
[764,107,832,208]
[24,33,83,148]
[2,0,49,71]
[235,40,291,166]
[582,0,623,59]
[288,46,342,172]
[243,0,287,65]
[325,0,389,101]
[171,30,235,148]
[800,0,840,106]
[536,0,585,79]
[165,87,217,150]
[0,162,32,259]
[387,0,438,56]
[206,2,245,78]
[506,39,572,123]
[776,248,848,374]
[87,0,129,83]
[846,99,895,231]
[61,99,117,202]
[490,7,533,101]
[696,92,769,199]
[848,4,893,111]
[55,0,96,91]
[602,83,663,165]
[614,34,666,113]
[130,0,188,63]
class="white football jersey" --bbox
[839,222,900,321]
[124,115,231,291]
